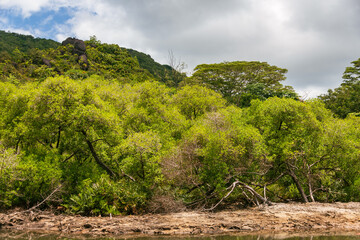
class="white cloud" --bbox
[0,0,90,17]
[5,27,33,36]
[64,0,360,96]
[297,86,330,100]
[0,0,50,17]
[0,16,8,24]
[1,0,360,97]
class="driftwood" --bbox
[204,180,273,211]
[10,184,63,215]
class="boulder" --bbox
[61,37,86,56]
[42,58,51,67]
[79,54,89,70]
[62,37,89,70]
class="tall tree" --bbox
[246,97,360,202]
[172,85,226,120]
[320,58,360,118]
[1,76,123,179]
[163,106,268,208]
[188,61,298,107]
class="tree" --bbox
[0,144,18,208]
[167,50,187,86]
[119,80,187,140]
[320,58,360,118]
[172,85,226,120]
[0,81,34,150]
[116,131,162,186]
[188,61,298,107]
[343,58,360,83]
[246,97,360,202]
[163,107,268,208]
[1,76,123,179]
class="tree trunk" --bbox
[288,167,309,203]
[238,181,273,206]
[81,130,117,178]
[56,126,61,149]
[308,180,315,202]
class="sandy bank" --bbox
[1,202,360,237]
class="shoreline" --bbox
[1,202,360,238]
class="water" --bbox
[1,231,359,240]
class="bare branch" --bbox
[22,184,63,213]
[204,181,239,211]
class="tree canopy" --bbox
[319,58,360,118]
[1,31,360,215]
[188,61,298,107]
[0,30,60,55]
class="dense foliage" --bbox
[0,31,360,215]
[126,48,185,87]
[188,61,299,107]
[0,30,60,55]
[319,58,360,118]
[0,36,152,84]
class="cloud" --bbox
[1,0,360,98]
[0,0,51,17]
[0,16,8,25]
[4,27,33,36]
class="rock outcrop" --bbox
[61,37,88,70]
[62,37,86,56]
[42,58,51,67]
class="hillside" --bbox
[0,31,183,86]
[126,48,185,86]
[0,30,60,55]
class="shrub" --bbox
[64,175,147,216]
[0,151,62,208]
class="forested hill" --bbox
[0,30,60,54]
[125,48,184,87]
[0,30,183,86]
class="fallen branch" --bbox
[22,184,63,213]
[121,170,136,182]
[204,181,239,211]
[204,180,273,211]
[238,181,273,206]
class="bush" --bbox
[0,147,18,208]
[64,175,147,216]
[0,151,62,208]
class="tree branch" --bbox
[204,181,239,211]
[22,184,63,213]
[81,130,118,178]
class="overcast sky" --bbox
[1,0,360,98]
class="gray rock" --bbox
[62,37,86,56]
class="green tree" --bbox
[246,97,360,202]
[116,131,163,187]
[188,61,298,107]
[1,76,123,179]
[320,58,360,118]
[172,85,226,120]
[164,107,268,208]
[120,81,187,140]
[0,145,18,208]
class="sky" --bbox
[1,0,360,98]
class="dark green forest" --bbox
[0,30,60,55]
[0,31,359,215]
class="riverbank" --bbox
[1,202,360,237]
